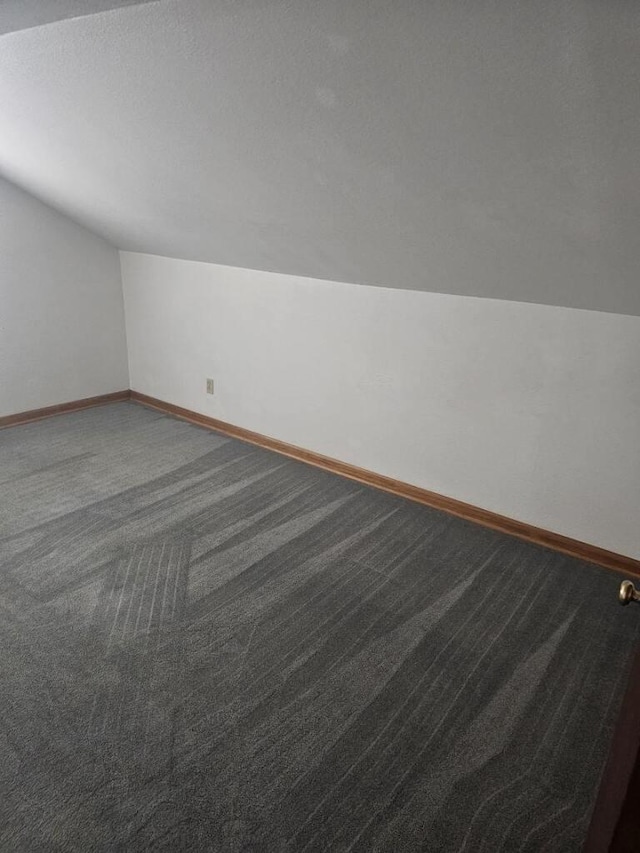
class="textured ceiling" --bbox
[0,0,160,35]
[1,0,639,315]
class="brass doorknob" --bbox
[619,580,640,606]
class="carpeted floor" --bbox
[0,402,637,851]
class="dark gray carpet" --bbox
[0,402,637,852]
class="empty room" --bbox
[1,1,639,850]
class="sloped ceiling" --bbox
[0,0,160,36]
[1,0,639,315]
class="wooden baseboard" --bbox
[0,390,131,429]
[8,387,636,576]
[129,391,640,578]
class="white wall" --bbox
[121,252,640,560]
[0,177,129,416]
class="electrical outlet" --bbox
[206,378,214,395]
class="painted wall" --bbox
[0,177,129,416]
[121,251,640,560]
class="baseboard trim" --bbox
[0,390,131,429]
[129,391,640,578]
[8,387,636,576]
